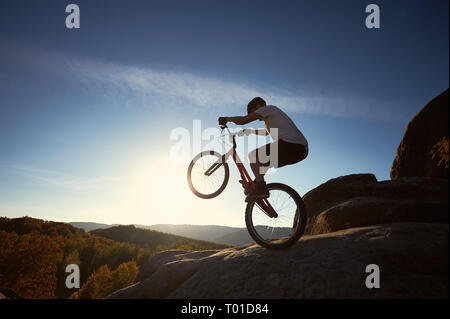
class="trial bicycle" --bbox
[187,125,307,249]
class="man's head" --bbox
[247,97,266,114]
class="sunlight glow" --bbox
[114,156,244,227]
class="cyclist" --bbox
[218,97,308,201]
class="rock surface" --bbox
[310,196,448,235]
[302,174,448,234]
[391,89,449,179]
[107,223,448,299]
[0,287,24,299]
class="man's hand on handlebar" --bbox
[218,117,228,126]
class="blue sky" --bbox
[0,0,448,227]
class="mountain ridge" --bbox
[69,222,252,245]
[90,225,230,251]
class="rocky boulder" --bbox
[303,174,448,235]
[310,196,448,235]
[107,222,448,299]
[302,173,377,222]
[391,89,449,179]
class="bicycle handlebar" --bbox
[220,124,237,148]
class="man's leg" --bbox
[248,144,270,182]
[246,144,272,200]
[250,161,265,182]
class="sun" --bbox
[116,157,189,221]
[109,154,245,227]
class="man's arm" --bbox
[219,112,262,126]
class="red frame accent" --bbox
[231,145,278,218]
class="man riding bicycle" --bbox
[218,97,309,201]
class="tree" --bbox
[0,231,63,298]
[71,261,138,299]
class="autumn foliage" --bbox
[71,261,138,299]
[0,217,148,299]
[431,136,449,169]
[0,230,63,298]
[0,216,229,299]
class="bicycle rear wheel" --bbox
[245,183,307,249]
[187,151,230,199]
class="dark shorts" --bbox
[248,139,308,169]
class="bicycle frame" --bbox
[207,125,278,218]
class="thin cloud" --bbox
[6,164,119,192]
[62,56,408,121]
[1,42,407,121]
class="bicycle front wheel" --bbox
[245,183,307,249]
[187,151,230,199]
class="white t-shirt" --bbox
[255,105,308,146]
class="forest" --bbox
[0,216,228,299]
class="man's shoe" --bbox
[245,181,269,202]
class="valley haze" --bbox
[69,222,254,246]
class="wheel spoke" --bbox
[247,185,304,248]
[188,153,227,198]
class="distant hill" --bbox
[69,222,251,245]
[71,222,289,246]
[142,224,249,245]
[90,225,230,251]
[144,224,292,246]
[68,222,114,231]
[212,229,252,246]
